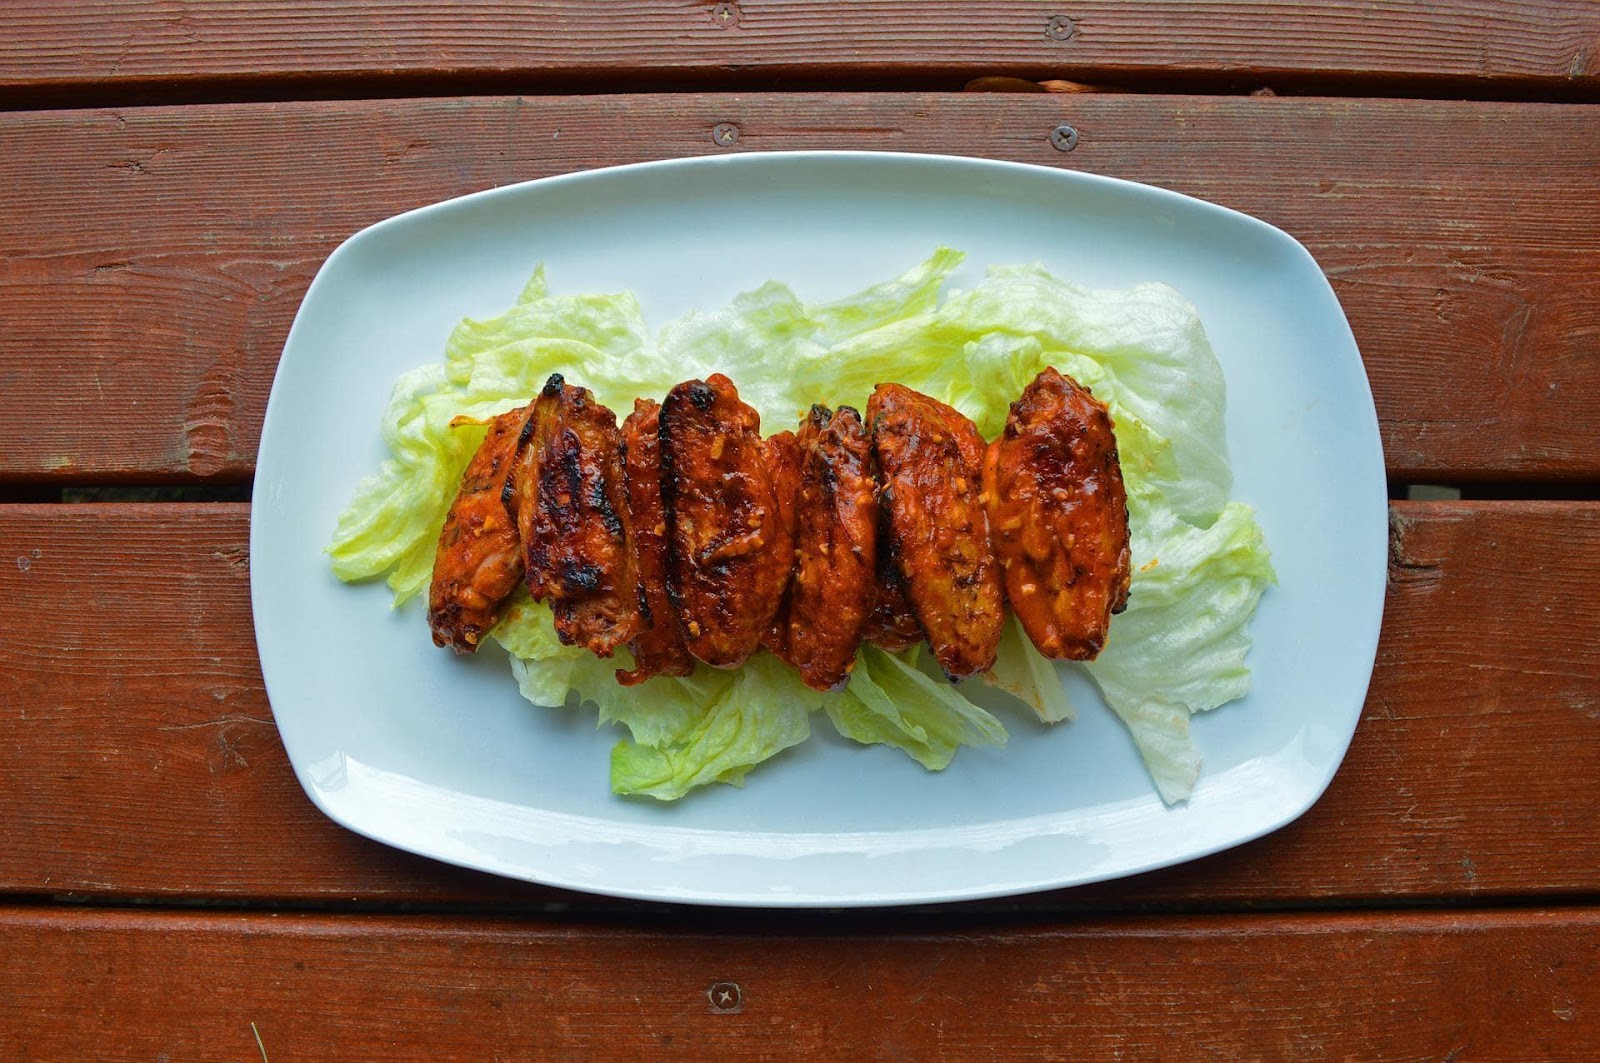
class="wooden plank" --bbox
[1,2,1596,96]
[1,905,1596,1058]
[0,500,1595,905]
[1,95,1596,485]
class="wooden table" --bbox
[3,3,1598,1057]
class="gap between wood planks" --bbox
[1384,481,1600,502]
[3,68,1600,114]
[5,889,1600,924]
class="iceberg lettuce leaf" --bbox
[1082,502,1276,801]
[652,281,825,428]
[326,365,513,604]
[822,646,1007,770]
[445,276,648,391]
[807,245,966,343]
[983,614,1074,724]
[1106,695,1202,805]
[1085,503,1276,717]
[609,653,814,800]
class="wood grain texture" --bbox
[1,905,1596,1059]
[1,2,1596,93]
[1,94,1596,483]
[0,501,1595,905]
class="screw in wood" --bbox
[712,123,741,147]
[711,3,741,28]
[1049,124,1079,151]
[708,981,743,1012]
[1046,14,1075,41]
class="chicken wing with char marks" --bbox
[769,405,878,692]
[616,398,695,685]
[660,374,794,669]
[864,557,925,654]
[758,429,803,660]
[427,405,530,653]
[863,443,926,654]
[433,369,1129,682]
[510,374,643,658]
[984,367,1131,660]
[868,383,1004,679]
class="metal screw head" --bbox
[1049,124,1079,151]
[1046,14,1075,41]
[711,2,740,28]
[712,122,740,147]
[708,981,743,1012]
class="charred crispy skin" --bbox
[616,398,694,685]
[864,444,925,654]
[984,367,1131,660]
[868,384,1004,679]
[759,429,803,661]
[777,405,879,691]
[510,374,642,657]
[427,405,530,652]
[865,558,924,654]
[660,374,794,669]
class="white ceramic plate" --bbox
[252,151,1386,907]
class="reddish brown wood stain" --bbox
[0,2,1595,90]
[2,95,1598,482]
[0,906,1595,1058]
[1,15,1597,1046]
[0,501,1595,904]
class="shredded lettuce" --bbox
[328,249,1273,802]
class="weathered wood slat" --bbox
[0,905,1595,1059]
[2,95,1597,483]
[0,501,1594,905]
[1,2,1596,94]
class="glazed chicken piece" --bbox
[864,558,924,654]
[509,374,643,657]
[427,405,531,653]
[770,406,878,691]
[983,367,1131,660]
[759,429,803,660]
[616,398,694,685]
[863,444,925,654]
[660,374,794,669]
[868,383,1004,679]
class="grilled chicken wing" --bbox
[868,384,1004,679]
[427,405,530,652]
[983,367,1131,660]
[759,429,803,660]
[660,374,794,669]
[865,559,925,653]
[771,405,878,691]
[510,374,642,657]
[616,398,694,685]
[863,444,925,654]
